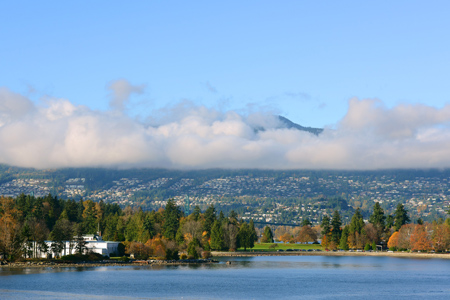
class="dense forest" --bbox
[2,192,450,263]
[0,194,259,261]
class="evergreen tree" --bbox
[192,206,201,221]
[162,199,181,240]
[228,210,238,223]
[339,225,350,250]
[83,200,98,234]
[77,198,84,223]
[350,209,365,234]
[49,219,72,258]
[348,209,365,249]
[321,215,331,237]
[21,221,32,258]
[394,204,410,231]
[249,219,258,243]
[187,238,200,259]
[330,210,342,245]
[202,205,216,237]
[386,215,394,229]
[237,222,254,250]
[261,226,274,243]
[210,220,224,250]
[369,203,385,229]
[301,218,312,227]
[218,211,225,223]
[74,224,87,255]
[64,199,79,222]
[369,203,386,243]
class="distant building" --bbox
[28,234,120,259]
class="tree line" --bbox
[0,194,259,261]
[320,202,450,252]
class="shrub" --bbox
[87,253,104,261]
[201,251,211,259]
[165,249,179,260]
[180,253,187,260]
[268,244,278,249]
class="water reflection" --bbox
[2,255,450,275]
[1,256,450,299]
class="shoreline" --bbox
[2,251,450,269]
[0,258,215,269]
[211,250,450,259]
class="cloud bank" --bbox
[1,86,450,170]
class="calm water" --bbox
[1,255,450,299]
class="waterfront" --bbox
[1,255,450,299]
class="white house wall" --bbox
[29,240,120,258]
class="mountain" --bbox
[277,116,323,136]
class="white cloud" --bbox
[107,79,146,111]
[1,88,450,170]
[0,88,35,126]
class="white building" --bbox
[29,234,121,258]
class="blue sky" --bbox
[1,1,450,170]
[2,1,449,127]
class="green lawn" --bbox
[238,243,323,252]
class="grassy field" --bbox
[238,243,323,252]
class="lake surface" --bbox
[1,255,450,299]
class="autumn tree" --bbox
[279,232,292,243]
[432,223,450,252]
[297,225,318,244]
[0,196,22,260]
[387,231,399,250]
[410,224,432,252]
[396,224,415,250]
[127,241,149,259]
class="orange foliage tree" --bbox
[279,232,293,243]
[387,231,399,249]
[145,235,166,258]
[432,223,450,252]
[0,196,22,259]
[297,226,318,244]
[321,234,329,249]
[410,224,432,252]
